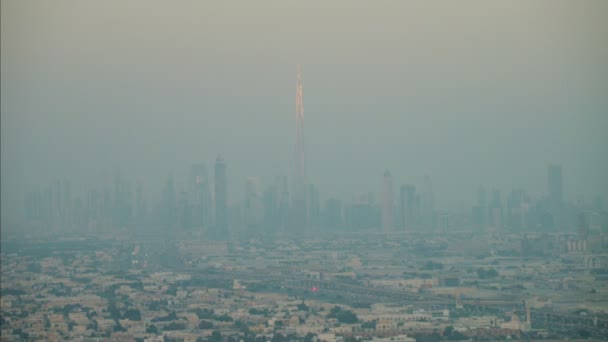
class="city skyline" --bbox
[2,2,608,340]
[1,58,605,227]
[19,157,599,235]
[3,1,607,228]
[3,64,604,230]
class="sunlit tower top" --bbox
[295,65,306,200]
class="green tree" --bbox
[210,330,222,342]
[146,324,158,334]
[198,320,214,329]
[477,268,499,279]
[123,309,142,321]
[361,320,376,329]
[328,306,358,323]
[235,320,250,334]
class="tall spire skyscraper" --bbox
[295,65,306,199]
[292,65,307,231]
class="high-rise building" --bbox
[490,189,503,230]
[279,176,291,232]
[191,163,212,229]
[293,65,307,230]
[263,180,280,233]
[295,64,306,199]
[135,182,146,223]
[472,205,486,229]
[421,174,435,228]
[25,187,42,222]
[507,189,525,230]
[244,177,263,230]
[399,184,416,230]
[438,212,450,234]
[214,155,228,238]
[177,187,191,229]
[348,193,380,231]
[62,180,71,227]
[548,164,563,207]
[324,198,343,230]
[307,184,320,228]
[112,172,132,227]
[472,185,488,230]
[161,175,176,228]
[382,170,394,233]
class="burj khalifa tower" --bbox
[293,65,307,231]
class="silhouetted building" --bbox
[507,189,526,230]
[399,184,416,230]
[244,177,263,230]
[24,187,43,222]
[307,184,320,228]
[293,65,307,231]
[382,170,394,233]
[85,189,102,230]
[421,175,435,228]
[348,193,380,231]
[191,163,212,230]
[228,203,243,231]
[489,189,503,230]
[113,172,132,227]
[177,188,191,229]
[472,205,487,229]
[214,155,228,238]
[438,212,450,233]
[161,175,177,229]
[278,176,291,232]
[263,181,280,233]
[324,198,343,230]
[134,182,146,223]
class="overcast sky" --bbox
[2,0,607,225]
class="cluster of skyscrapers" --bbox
[21,67,605,238]
[470,164,597,232]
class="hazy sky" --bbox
[2,0,607,224]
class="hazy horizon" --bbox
[2,0,608,227]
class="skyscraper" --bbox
[306,184,320,228]
[472,185,488,230]
[490,189,503,230]
[507,189,525,230]
[382,170,394,233]
[279,176,291,232]
[263,179,280,233]
[348,193,379,231]
[295,64,305,199]
[293,65,307,230]
[421,174,435,227]
[244,176,263,230]
[161,175,176,229]
[135,182,146,223]
[214,155,228,238]
[324,198,343,230]
[399,184,416,230]
[438,212,450,234]
[191,163,212,229]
